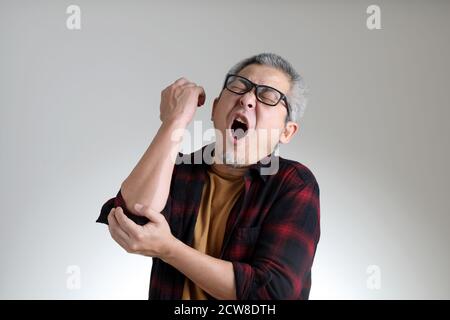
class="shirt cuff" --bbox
[96,189,150,225]
[232,261,254,300]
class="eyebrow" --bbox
[239,74,279,86]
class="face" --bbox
[211,64,299,166]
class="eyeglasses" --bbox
[223,74,289,116]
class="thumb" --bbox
[196,86,206,107]
[134,203,165,224]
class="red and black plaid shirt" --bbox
[97,144,320,300]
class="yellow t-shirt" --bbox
[182,164,246,299]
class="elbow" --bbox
[118,184,135,213]
[237,265,302,300]
[220,287,237,300]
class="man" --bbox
[97,53,320,300]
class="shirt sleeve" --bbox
[232,176,320,300]
[96,189,156,226]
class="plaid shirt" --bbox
[97,144,320,300]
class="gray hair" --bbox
[226,53,308,123]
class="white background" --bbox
[1,0,449,299]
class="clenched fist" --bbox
[159,77,206,126]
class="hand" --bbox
[107,203,176,259]
[159,77,206,126]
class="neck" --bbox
[213,149,251,167]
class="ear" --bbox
[211,97,219,121]
[279,121,299,144]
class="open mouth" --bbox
[230,117,248,140]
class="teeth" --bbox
[235,117,246,124]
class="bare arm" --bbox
[163,238,237,300]
[120,78,205,214]
[109,205,237,300]
[120,120,185,214]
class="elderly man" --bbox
[97,53,320,300]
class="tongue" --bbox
[232,128,246,140]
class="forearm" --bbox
[120,120,186,214]
[163,239,237,300]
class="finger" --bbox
[182,84,205,106]
[106,207,115,225]
[173,77,189,86]
[177,83,205,106]
[110,226,130,251]
[114,206,142,238]
[181,82,197,88]
[195,86,206,106]
[107,207,115,226]
[108,209,131,241]
[108,211,133,251]
[134,203,166,224]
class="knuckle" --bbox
[129,243,139,252]
[134,233,143,241]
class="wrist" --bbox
[159,119,189,145]
[161,118,189,130]
[161,236,183,264]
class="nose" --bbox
[239,89,257,110]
